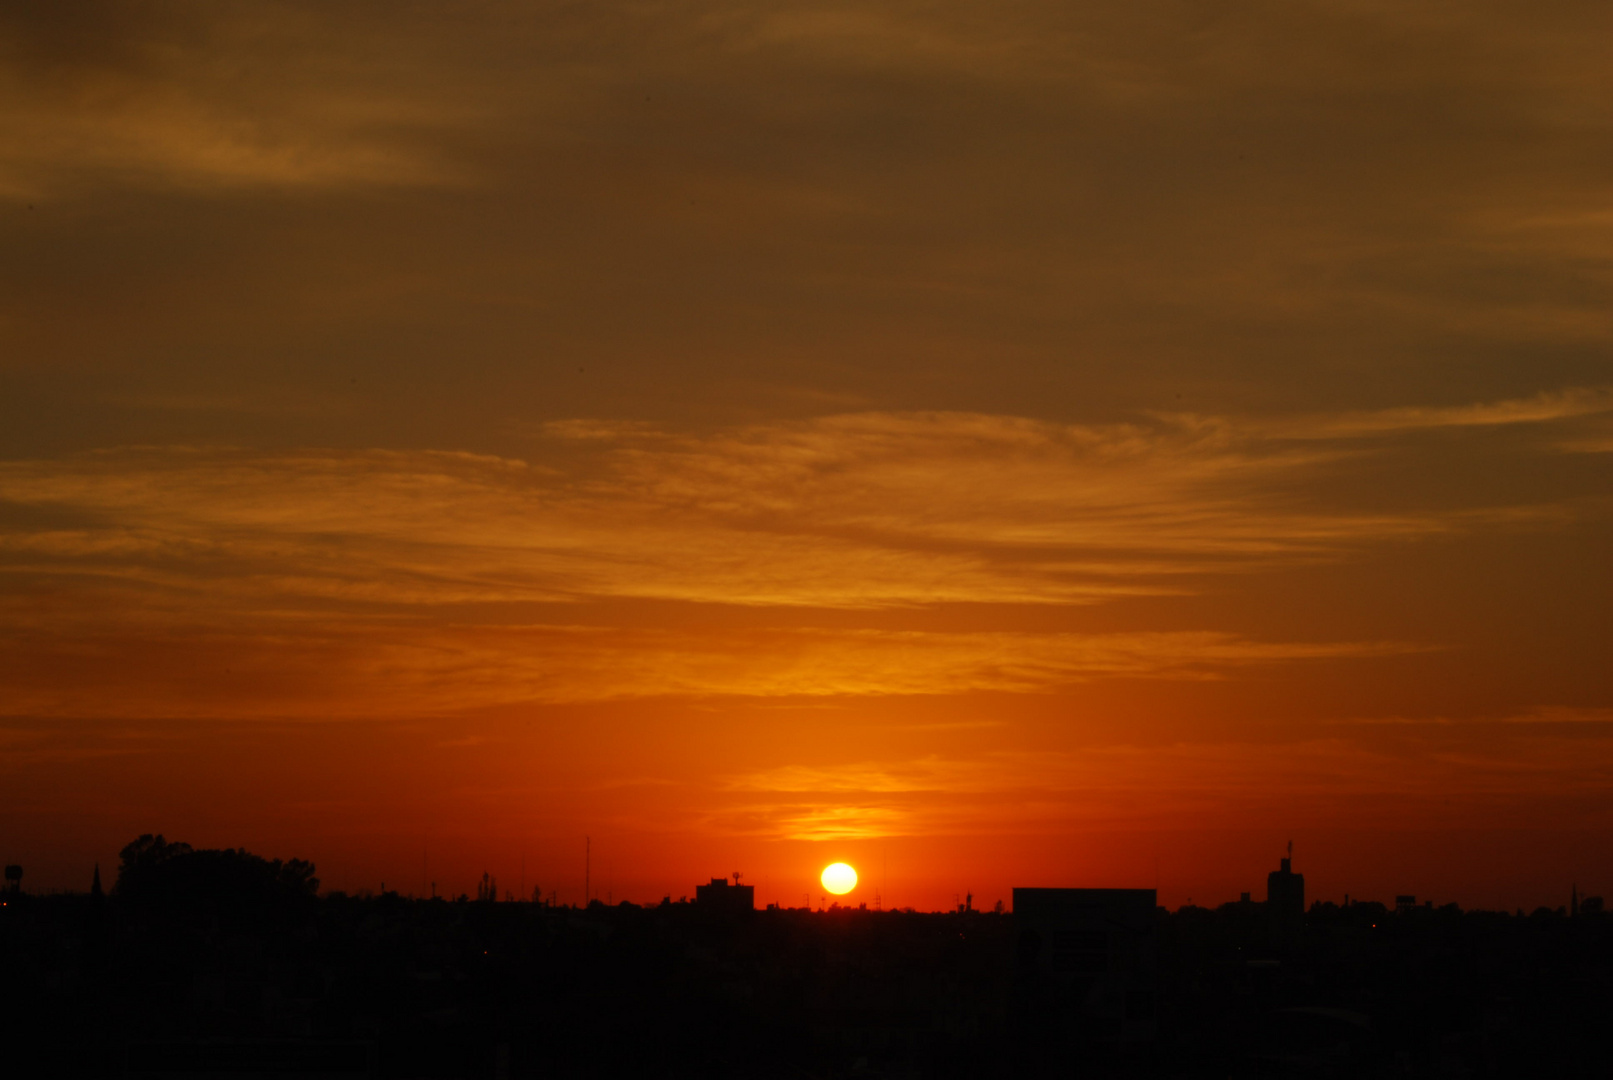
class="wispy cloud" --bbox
[4,397,1597,614]
[1334,706,1613,727]
[1275,387,1613,439]
[0,393,1597,715]
[0,618,1414,719]
[715,733,1613,839]
[0,5,475,199]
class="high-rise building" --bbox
[1266,855,1305,932]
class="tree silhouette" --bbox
[114,834,318,930]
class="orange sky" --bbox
[2,2,1611,911]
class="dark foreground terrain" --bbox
[2,843,1609,1077]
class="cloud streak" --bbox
[717,732,1613,840]
[1277,387,1613,439]
[0,4,479,198]
[0,393,1595,715]
[4,395,1600,617]
[0,617,1419,719]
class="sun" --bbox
[821,862,858,895]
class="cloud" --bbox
[2,397,1591,615]
[0,392,1596,716]
[0,3,475,198]
[715,731,1613,839]
[1335,706,1613,726]
[1495,706,1613,725]
[0,618,1414,719]
[1276,387,1613,439]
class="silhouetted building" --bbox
[1266,855,1304,933]
[1395,894,1417,913]
[10,832,1613,1078]
[90,863,103,899]
[1013,887,1157,1042]
[695,876,753,914]
[3,864,20,893]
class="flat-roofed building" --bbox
[695,876,754,914]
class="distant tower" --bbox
[1266,845,1305,933]
[90,863,103,899]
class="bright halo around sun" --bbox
[821,862,858,895]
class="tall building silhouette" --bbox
[1266,849,1305,932]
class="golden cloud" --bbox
[0,618,1416,719]
[0,396,1595,716]
[5,399,1591,615]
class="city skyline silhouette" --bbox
[2,830,1608,1076]
[3,4,1612,1072]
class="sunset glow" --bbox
[1,2,1610,916]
